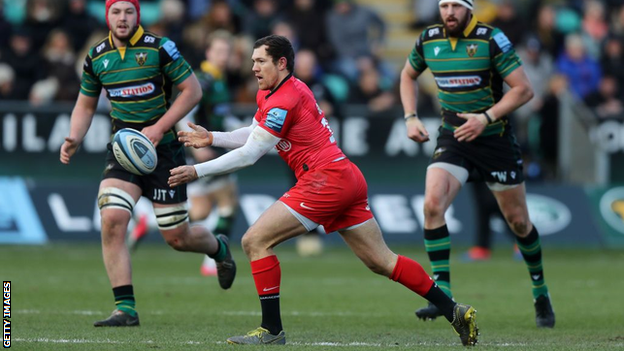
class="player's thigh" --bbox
[242,201,308,256]
[209,182,238,208]
[189,194,213,219]
[152,201,190,241]
[339,218,396,273]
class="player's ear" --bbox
[278,57,287,70]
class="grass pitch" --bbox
[3,243,624,350]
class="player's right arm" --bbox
[60,93,99,164]
[400,35,430,143]
[61,50,101,164]
[178,119,258,149]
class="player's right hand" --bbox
[405,117,430,143]
[178,122,213,148]
[60,137,79,164]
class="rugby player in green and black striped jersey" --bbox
[60,0,236,327]
[399,0,555,328]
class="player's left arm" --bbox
[168,126,279,187]
[455,67,534,142]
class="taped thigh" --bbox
[154,203,189,230]
[97,187,136,214]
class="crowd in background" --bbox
[0,0,623,180]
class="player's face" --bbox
[252,45,281,91]
[108,2,138,41]
[440,3,471,36]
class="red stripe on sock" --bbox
[390,255,434,296]
[251,255,281,296]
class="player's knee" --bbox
[423,196,445,219]
[507,216,529,236]
[164,231,187,251]
[189,207,209,222]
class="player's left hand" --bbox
[168,165,198,187]
[141,125,165,147]
[454,113,488,142]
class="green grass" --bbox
[2,243,624,350]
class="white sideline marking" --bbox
[15,338,527,347]
[18,309,381,317]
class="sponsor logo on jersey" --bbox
[162,40,181,61]
[434,47,441,56]
[476,27,488,36]
[96,42,106,53]
[428,28,440,37]
[109,83,156,98]
[265,107,288,133]
[144,36,155,44]
[276,139,292,152]
[466,43,478,57]
[135,52,148,66]
[435,76,482,88]
[103,59,110,69]
[493,32,512,53]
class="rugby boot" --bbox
[415,302,444,321]
[534,294,555,328]
[93,309,139,327]
[215,234,236,289]
[227,327,286,345]
[451,304,478,346]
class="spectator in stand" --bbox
[515,36,554,143]
[585,75,624,120]
[40,29,80,102]
[271,21,300,53]
[242,0,284,40]
[348,63,395,114]
[2,28,43,100]
[491,0,526,45]
[0,2,12,55]
[287,0,334,68]
[295,49,339,118]
[61,0,100,53]
[601,36,624,88]
[612,5,624,37]
[580,0,609,60]
[0,64,16,101]
[556,33,601,100]
[537,75,568,180]
[326,0,388,82]
[410,0,439,29]
[24,0,63,50]
[534,5,565,58]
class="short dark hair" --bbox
[253,35,295,73]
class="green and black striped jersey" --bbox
[408,16,521,136]
[80,26,192,144]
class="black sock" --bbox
[423,284,455,322]
[424,225,452,298]
[260,294,282,335]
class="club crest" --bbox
[466,44,478,57]
[135,52,148,66]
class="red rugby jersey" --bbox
[254,75,345,179]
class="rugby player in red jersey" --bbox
[168,35,478,346]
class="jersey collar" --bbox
[265,73,293,99]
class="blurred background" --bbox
[1,0,623,249]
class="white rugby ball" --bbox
[112,128,158,175]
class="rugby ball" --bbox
[112,128,158,175]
